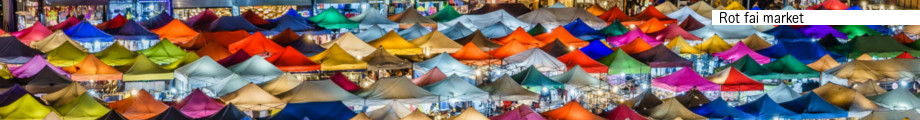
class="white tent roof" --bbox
[479,22,515,38]
[257,73,301,95]
[516,8,606,30]
[356,77,439,106]
[413,53,474,79]
[755,83,801,103]
[321,32,376,57]
[368,102,413,120]
[666,7,712,24]
[439,23,473,40]
[227,55,283,84]
[549,65,610,91]
[689,24,770,39]
[351,8,399,29]
[502,48,567,73]
[174,56,237,94]
[869,88,920,110]
[276,80,365,106]
[479,75,539,101]
[421,75,488,101]
[437,10,532,31]
[356,25,389,42]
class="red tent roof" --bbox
[96,14,128,30]
[631,6,672,21]
[556,50,609,73]
[12,22,53,45]
[196,42,232,60]
[602,104,649,120]
[809,0,848,10]
[649,23,703,40]
[49,17,82,30]
[534,26,589,47]
[541,101,606,120]
[242,10,270,25]
[228,32,285,57]
[175,89,225,119]
[266,46,321,72]
[896,52,915,59]
[495,27,544,47]
[108,90,169,120]
[411,67,447,86]
[330,72,361,91]
[895,32,915,44]
[707,67,764,91]
[488,40,531,59]
[598,6,631,22]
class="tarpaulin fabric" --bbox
[511,66,564,91]
[322,32,376,57]
[619,37,654,54]
[217,50,251,67]
[694,35,732,53]
[367,102,412,120]
[535,25,589,47]
[540,40,571,57]
[556,50,609,73]
[68,55,123,81]
[227,55,283,84]
[649,23,702,40]
[398,24,432,40]
[148,107,193,120]
[585,4,606,16]
[628,90,663,115]
[852,81,887,97]
[779,92,849,119]
[632,6,673,21]
[139,39,188,64]
[427,6,461,22]
[716,55,777,80]
[739,34,772,51]
[602,104,648,120]
[503,48,568,72]
[265,46,321,72]
[46,41,88,67]
[276,79,363,106]
[656,1,679,15]
[229,32,285,57]
[495,27,544,47]
[563,18,601,38]
[763,55,820,78]
[174,89,224,119]
[607,29,660,46]
[368,31,423,55]
[833,25,882,39]
[356,77,439,105]
[476,75,537,101]
[422,75,488,101]
[401,108,432,120]
[219,83,286,111]
[195,42,231,60]
[23,66,72,93]
[32,30,86,53]
[387,7,438,28]
[690,98,755,119]
[549,65,610,90]
[54,93,109,120]
[637,18,667,33]
[598,49,651,74]
[10,55,69,78]
[41,83,85,106]
[0,93,53,119]
[489,40,531,59]
[822,59,920,82]
[847,35,920,58]
[98,109,129,120]
[272,101,357,120]
[706,67,765,91]
[205,103,250,120]
[202,30,251,48]
[653,67,720,92]
[109,90,169,120]
[94,42,137,66]
[735,95,801,119]
[412,67,448,86]
[713,42,771,64]
[679,16,707,31]
[528,24,547,36]
[0,85,33,107]
[63,21,115,42]
[410,31,463,53]
[152,20,198,44]
[141,12,175,30]
[690,24,768,39]
[208,16,262,32]
[270,28,302,46]
[364,47,412,70]
[666,7,712,25]
[598,6,630,23]
[897,51,915,59]
[676,88,711,108]
[765,25,808,39]
[796,25,848,39]
[868,87,920,110]
[121,55,174,81]
[258,73,301,95]
[97,14,127,30]
[479,22,515,38]
[242,10,270,26]
[440,10,532,31]
[439,23,473,40]
[184,9,219,30]
[541,101,606,120]
[309,44,368,71]
[809,83,881,111]
[414,53,474,78]
[49,17,81,30]
[110,20,160,40]
[665,36,703,54]
[356,25,389,42]
[451,43,498,65]
[13,22,53,46]
[895,32,915,44]
[631,45,693,67]
[162,52,200,71]
[580,40,613,59]
[468,3,532,17]
[649,99,708,120]
[724,1,747,10]
[351,8,399,29]
[456,30,502,51]
[489,105,544,120]
[449,108,489,120]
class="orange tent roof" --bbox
[212,30,252,47]
[195,42,232,60]
[494,27,545,47]
[895,32,915,44]
[271,28,302,46]
[66,55,122,81]
[451,43,492,60]
[488,40,531,59]
[619,38,653,54]
[534,26,589,47]
[411,67,447,86]
[151,20,198,43]
[706,67,764,91]
[228,32,285,57]
[598,6,631,22]
[266,46,321,72]
[638,18,667,33]
[556,50,609,73]
[586,4,606,16]
[632,6,672,21]
[108,90,169,120]
[541,101,606,120]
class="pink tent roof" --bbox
[607,29,661,47]
[330,72,360,91]
[489,105,545,120]
[652,67,720,92]
[602,104,649,120]
[11,22,53,45]
[712,42,771,64]
[49,17,82,30]
[175,89,225,119]
[10,55,70,78]
[411,67,447,86]
[649,23,702,40]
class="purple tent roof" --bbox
[489,105,545,120]
[712,42,772,64]
[10,55,70,78]
[652,67,720,92]
[217,50,252,67]
[648,23,702,40]
[176,89,225,119]
[607,29,661,47]
[184,10,219,30]
[140,11,174,30]
[111,20,160,40]
[795,25,848,39]
[0,37,43,64]
[0,85,35,106]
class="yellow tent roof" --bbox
[694,34,732,53]
[400,109,432,120]
[449,108,489,120]
[807,54,841,72]
[809,83,881,111]
[0,94,54,119]
[42,83,87,106]
[54,93,110,119]
[46,41,88,67]
[351,112,372,120]
[724,1,747,10]
[409,31,463,53]
[665,36,703,54]
[258,73,302,95]
[322,32,377,57]
[585,4,606,16]
[219,83,286,111]
[121,54,174,81]
[368,31,422,55]
[740,34,772,51]
[856,53,873,60]
[308,44,367,71]
[160,52,200,71]
[31,30,87,52]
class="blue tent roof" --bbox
[111,20,159,40]
[579,40,613,59]
[764,25,808,40]
[756,41,843,64]
[865,25,893,35]
[208,16,262,32]
[63,21,115,42]
[413,53,475,78]
[271,101,356,120]
[289,37,326,56]
[283,8,304,18]
[269,15,315,33]
[440,23,473,40]
[690,98,755,119]
[356,25,388,42]
[751,6,762,10]
[563,18,600,38]
[140,11,174,30]
[735,95,800,120]
[778,92,848,119]
[479,22,514,38]
[847,6,863,10]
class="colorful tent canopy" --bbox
[451,43,496,65]
[148,106,193,120]
[276,80,364,106]
[535,25,589,47]
[309,44,368,71]
[410,31,463,53]
[270,28,301,46]
[860,109,920,120]
[809,83,880,112]
[844,35,918,58]
[68,55,123,81]
[207,104,251,120]
[241,10,270,26]
[740,34,772,51]
[322,32,376,57]
[495,27,544,47]
[258,73,302,95]
[265,47,321,72]
[833,25,882,39]
[679,15,707,31]
[563,18,601,38]
[183,9,219,30]
[489,40,531,59]
[490,105,544,120]
[648,98,708,120]
[690,23,767,39]
[895,32,915,44]
[579,40,613,59]
[765,25,808,39]
[140,12,174,30]
[557,50,609,73]
[541,101,606,120]
[503,48,567,72]
[54,93,110,120]
[809,0,848,10]
[468,3,531,16]
[207,16,261,32]
[121,55,174,81]
[439,10,531,30]
[655,1,679,14]
[139,39,188,64]
[151,20,198,44]
[11,55,69,78]
[110,20,159,41]
[869,87,920,110]
[852,81,887,97]
[357,77,438,105]
[356,25,389,41]
[196,43,231,60]
[175,89,224,119]
[517,8,607,29]
[713,42,771,64]
[421,75,489,101]
[675,88,711,108]
[367,102,413,120]
[694,35,732,53]
[480,22,515,38]
[779,92,849,119]
[229,32,285,57]
[351,8,399,29]
[428,6,461,22]
[716,55,776,80]
[479,75,539,101]
[706,67,765,91]
[333,72,361,91]
[219,83,286,111]
[607,29,660,46]
[0,93,54,119]
[450,108,489,120]
[109,90,169,120]
[49,17,81,30]
[653,67,720,92]
[598,48,650,74]
[637,18,667,33]
[736,95,801,119]
[690,98,755,119]
[194,30,250,48]
[46,42,88,67]
[649,23,702,40]
[63,21,115,44]
[0,85,34,106]
[528,24,548,36]
[439,23,473,40]
[511,66,564,91]
[456,30,502,51]
[217,50,251,67]
[41,83,85,106]
[666,7,712,25]
[602,104,648,120]
[98,109,129,120]
[412,67,448,86]
[763,55,820,78]
[619,37,653,54]
[540,40,571,57]
[398,24,431,40]
[631,45,693,67]
[173,56,240,95]
[369,31,423,55]
[550,65,610,90]
[414,52,473,78]
[31,30,88,52]
[94,42,137,66]
[796,25,848,39]
[227,55,283,84]
[268,15,316,33]
[13,22,53,46]
[598,6,630,23]
[387,7,438,28]
[665,36,703,54]
[289,36,326,57]
[273,101,357,120]
[364,47,411,70]
[632,5,673,21]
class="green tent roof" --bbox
[597,49,650,74]
[762,54,820,79]
[511,66,563,92]
[844,35,919,58]
[160,52,200,71]
[716,55,777,80]
[527,24,547,36]
[599,20,629,36]
[832,25,882,39]
[54,93,110,119]
[139,39,188,64]
[121,54,174,81]
[308,8,359,29]
[95,42,138,66]
[427,6,461,22]
[0,94,53,119]
[46,42,88,67]
[549,65,609,90]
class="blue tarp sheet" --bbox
[756,41,843,64]
[778,92,848,119]
[579,40,613,59]
[736,95,801,120]
[63,21,114,42]
[271,101,356,120]
[690,98,755,119]
[563,18,600,39]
